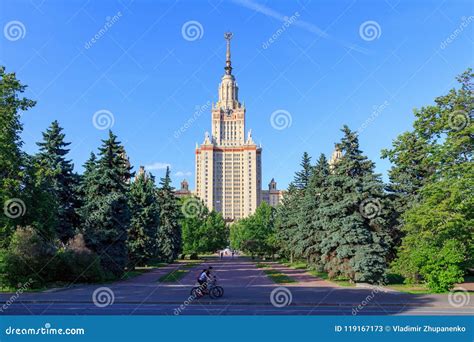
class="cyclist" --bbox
[197,266,214,292]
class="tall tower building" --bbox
[195,32,262,221]
[329,146,343,171]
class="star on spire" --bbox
[224,32,233,75]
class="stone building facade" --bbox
[194,33,282,221]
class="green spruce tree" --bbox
[274,183,300,262]
[79,131,131,278]
[295,153,329,268]
[319,126,392,284]
[35,120,79,243]
[156,167,182,262]
[128,170,160,267]
[293,152,313,190]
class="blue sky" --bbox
[1,0,472,189]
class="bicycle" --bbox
[190,276,224,299]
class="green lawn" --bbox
[255,262,271,268]
[121,269,149,281]
[264,269,296,284]
[279,260,356,287]
[158,269,189,282]
[385,284,434,294]
[0,285,49,293]
[307,270,355,287]
[145,262,167,268]
[181,262,201,268]
[282,261,307,270]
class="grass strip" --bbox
[264,269,296,284]
[121,269,148,281]
[158,269,189,282]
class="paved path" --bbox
[261,261,338,287]
[0,257,471,315]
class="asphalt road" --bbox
[0,257,471,315]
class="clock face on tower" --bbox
[224,108,233,116]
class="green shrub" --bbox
[56,234,103,283]
[419,240,465,292]
[386,273,405,284]
[394,239,466,292]
[189,253,199,260]
[56,250,103,283]
[2,226,56,288]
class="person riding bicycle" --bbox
[191,266,223,299]
[197,267,213,292]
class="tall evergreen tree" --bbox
[319,126,392,284]
[156,167,182,262]
[295,154,329,268]
[128,171,160,267]
[19,156,58,241]
[35,120,79,243]
[274,183,300,262]
[76,152,96,221]
[281,152,314,261]
[78,131,131,277]
[77,152,96,196]
[293,152,313,190]
[0,66,36,247]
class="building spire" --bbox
[224,32,233,75]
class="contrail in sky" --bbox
[232,0,369,54]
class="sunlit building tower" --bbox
[194,33,281,221]
[175,179,192,199]
[329,147,343,171]
[261,179,284,207]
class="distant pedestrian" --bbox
[220,251,223,259]
[231,251,234,259]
